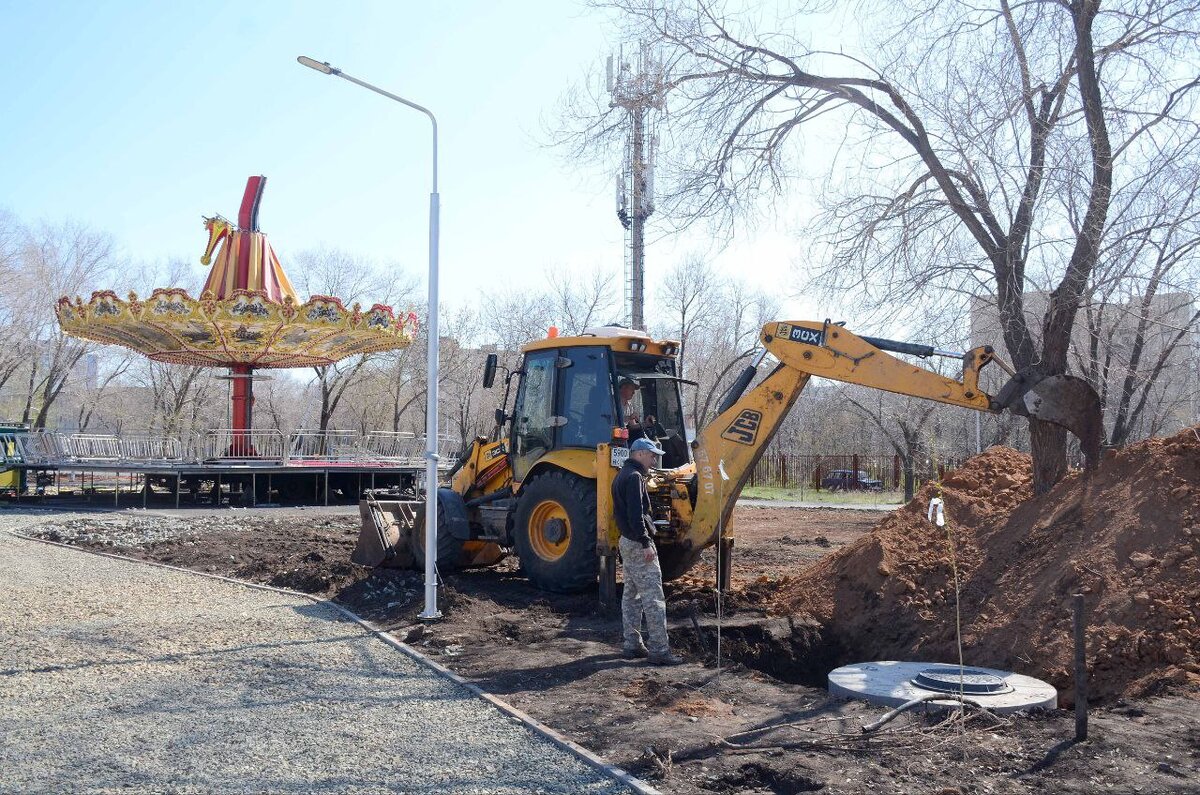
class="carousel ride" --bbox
[18,176,435,505]
[55,175,417,457]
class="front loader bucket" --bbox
[995,370,1103,469]
[353,494,419,567]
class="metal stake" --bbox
[1074,593,1088,741]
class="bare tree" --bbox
[1073,163,1200,444]
[138,361,220,436]
[564,0,1200,492]
[676,277,780,429]
[0,211,35,399]
[294,246,417,431]
[657,255,719,378]
[547,268,620,334]
[13,220,120,427]
[72,349,137,431]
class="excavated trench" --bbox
[701,761,825,794]
[670,613,847,688]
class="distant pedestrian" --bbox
[612,437,683,666]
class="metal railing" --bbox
[200,429,288,462]
[6,428,460,469]
[288,429,363,462]
[15,432,184,465]
[362,431,422,461]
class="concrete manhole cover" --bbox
[828,661,1057,714]
[911,665,1014,695]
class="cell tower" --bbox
[608,45,665,331]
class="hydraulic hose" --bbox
[717,349,770,414]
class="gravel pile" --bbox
[1,510,635,794]
[32,514,208,547]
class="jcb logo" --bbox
[776,323,825,346]
[721,409,763,446]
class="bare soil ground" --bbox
[27,505,1199,795]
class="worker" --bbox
[618,377,645,440]
[613,436,684,666]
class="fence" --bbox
[746,451,967,492]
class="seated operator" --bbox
[618,377,645,441]
[642,413,667,439]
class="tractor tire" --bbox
[657,545,704,581]
[409,495,466,572]
[512,471,597,593]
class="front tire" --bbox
[409,494,466,571]
[513,471,597,593]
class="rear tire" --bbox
[513,471,597,593]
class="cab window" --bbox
[613,352,691,469]
[511,350,556,481]
[557,346,614,449]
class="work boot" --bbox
[622,641,649,659]
[647,651,684,667]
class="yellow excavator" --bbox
[353,320,1102,598]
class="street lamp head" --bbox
[297,56,339,75]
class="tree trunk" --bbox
[319,388,332,432]
[902,457,916,503]
[1029,420,1068,495]
[20,361,38,426]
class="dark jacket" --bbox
[612,457,653,547]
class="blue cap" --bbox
[630,437,665,456]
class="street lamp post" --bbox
[298,56,442,621]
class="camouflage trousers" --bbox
[619,536,669,655]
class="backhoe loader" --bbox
[353,320,1102,597]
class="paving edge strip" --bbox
[5,527,662,795]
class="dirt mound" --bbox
[769,427,1200,703]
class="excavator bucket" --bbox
[994,369,1103,469]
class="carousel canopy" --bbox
[55,176,416,369]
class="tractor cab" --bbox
[502,327,690,484]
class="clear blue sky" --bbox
[1,1,820,325]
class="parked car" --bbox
[821,469,884,491]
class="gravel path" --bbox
[0,510,634,794]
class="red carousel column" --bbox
[229,364,257,456]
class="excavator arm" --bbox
[686,320,1103,555]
